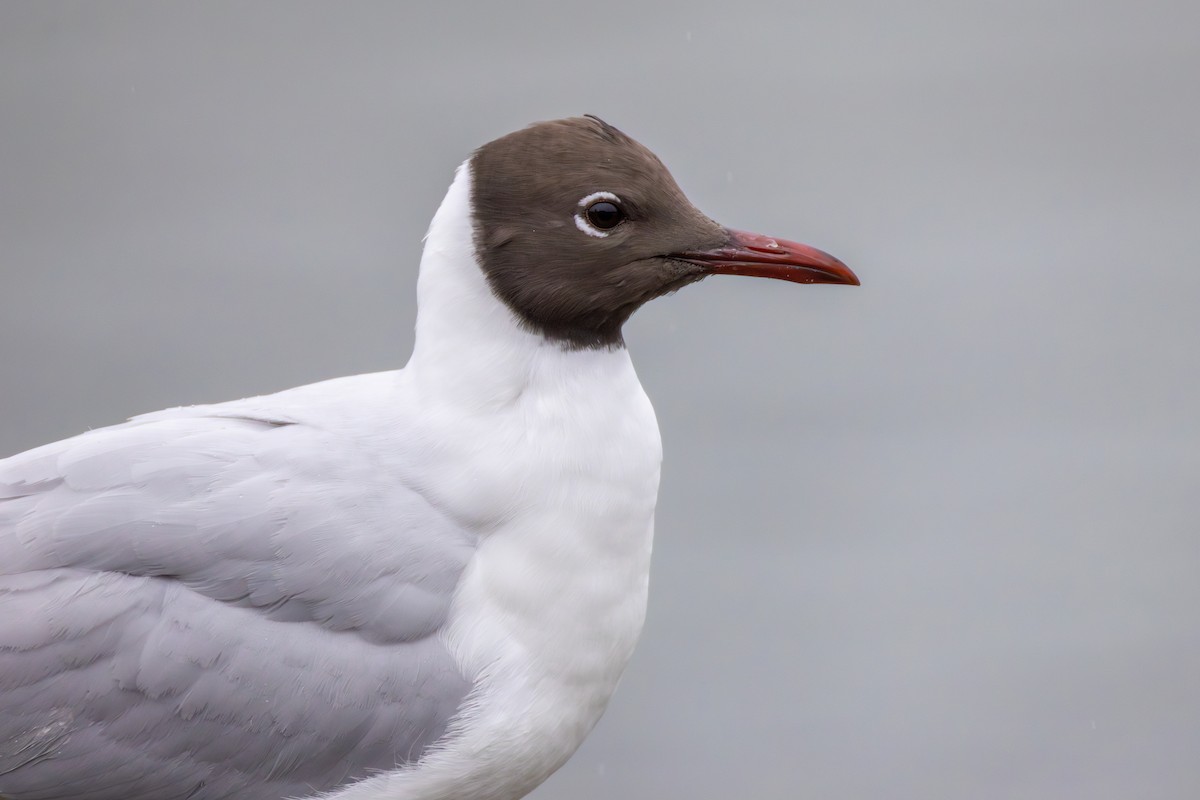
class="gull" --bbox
[0,116,858,800]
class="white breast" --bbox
[322,162,662,800]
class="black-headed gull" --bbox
[0,116,857,800]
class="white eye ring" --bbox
[574,191,622,238]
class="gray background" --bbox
[2,2,1197,798]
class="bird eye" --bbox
[585,201,624,230]
[574,191,626,238]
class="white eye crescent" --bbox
[574,191,625,238]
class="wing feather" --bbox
[1,382,475,800]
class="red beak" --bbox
[673,228,859,286]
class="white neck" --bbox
[328,162,662,800]
[407,161,591,413]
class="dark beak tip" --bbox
[836,262,861,287]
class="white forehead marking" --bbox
[574,191,622,239]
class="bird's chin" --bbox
[654,258,710,297]
[656,272,708,299]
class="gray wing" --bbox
[0,408,476,800]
